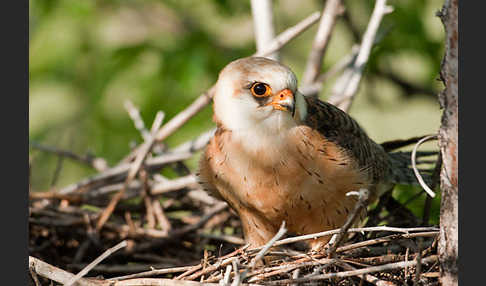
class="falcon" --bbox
[199,57,418,251]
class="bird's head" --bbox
[213,57,307,134]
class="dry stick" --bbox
[247,259,337,283]
[328,0,393,112]
[29,256,102,286]
[181,245,249,281]
[30,142,108,172]
[58,151,192,195]
[302,0,343,85]
[111,265,199,281]
[222,264,232,284]
[230,259,240,286]
[152,198,172,232]
[411,134,439,198]
[338,261,396,286]
[251,0,278,60]
[172,128,217,154]
[326,189,369,257]
[335,231,438,254]
[134,202,229,252]
[300,44,360,97]
[124,99,151,141]
[64,240,128,286]
[268,255,438,285]
[151,174,199,195]
[255,11,321,58]
[140,170,156,229]
[261,226,438,250]
[96,111,165,231]
[112,278,226,286]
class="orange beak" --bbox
[267,89,295,115]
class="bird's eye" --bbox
[250,82,271,97]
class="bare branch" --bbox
[255,11,321,58]
[251,0,278,60]
[267,255,437,285]
[302,0,343,85]
[65,240,128,286]
[124,99,151,141]
[29,256,103,286]
[328,0,393,112]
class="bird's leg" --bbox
[239,209,279,248]
[238,208,284,265]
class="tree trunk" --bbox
[437,0,458,285]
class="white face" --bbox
[213,57,307,135]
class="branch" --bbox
[302,0,343,85]
[251,0,278,60]
[328,0,393,112]
[30,142,108,172]
[65,240,128,286]
[29,256,104,286]
[267,255,437,285]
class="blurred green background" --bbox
[29,0,445,223]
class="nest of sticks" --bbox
[29,99,440,286]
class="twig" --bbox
[29,256,102,286]
[172,128,216,154]
[326,189,369,257]
[255,11,322,58]
[230,259,240,286]
[112,278,229,286]
[251,0,278,60]
[411,134,439,198]
[64,240,128,286]
[338,261,396,286]
[58,151,192,195]
[335,231,438,254]
[302,0,343,85]
[267,255,438,285]
[152,199,172,232]
[30,142,108,172]
[151,174,199,195]
[124,99,151,141]
[111,265,199,281]
[300,45,360,97]
[96,109,168,231]
[328,0,394,112]
[259,226,438,250]
[222,264,232,285]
